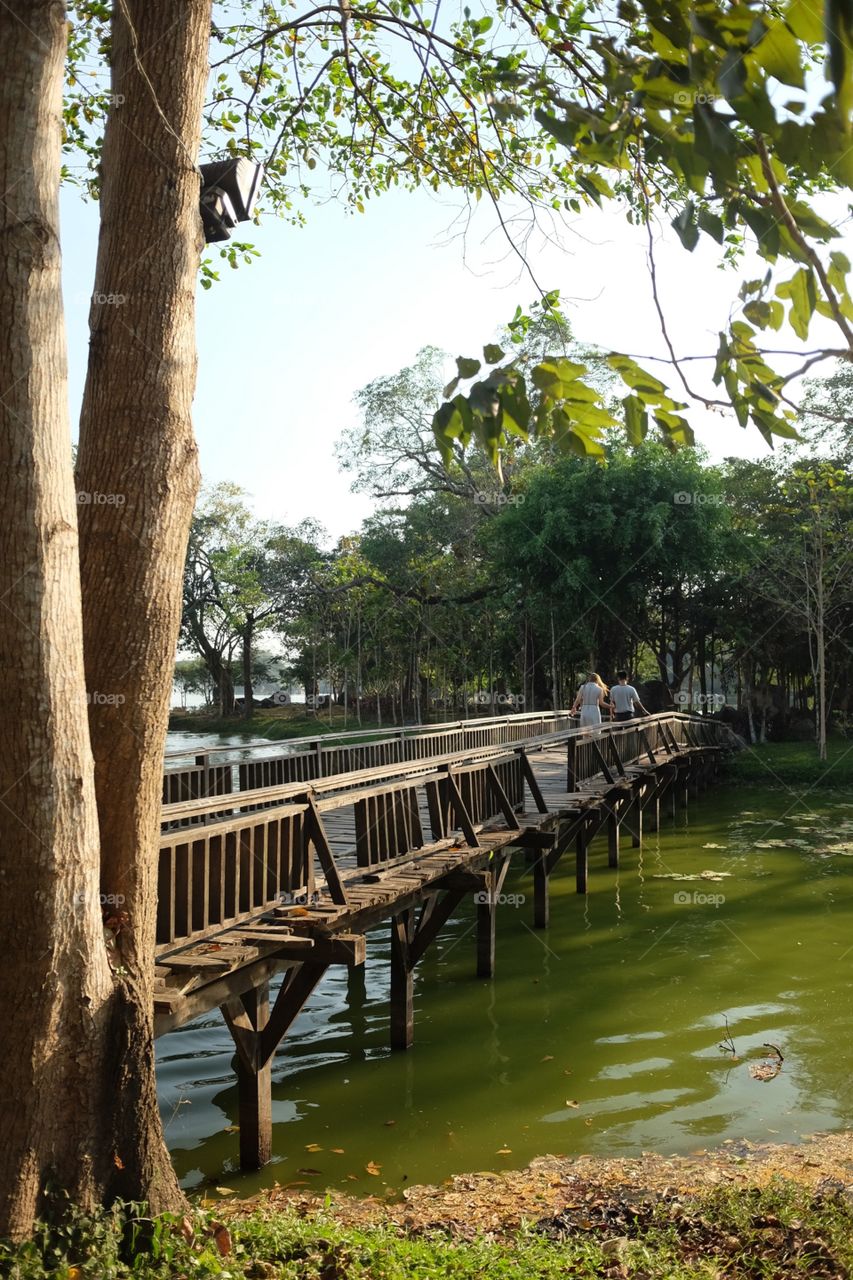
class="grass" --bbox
[4,1181,853,1279]
[167,706,388,742]
[725,738,853,788]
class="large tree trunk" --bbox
[0,1,114,1239]
[183,610,235,714]
[815,539,827,762]
[75,0,213,1210]
[242,615,255,720]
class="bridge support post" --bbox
[607,800,620,868]
[533,854,549,927]
[646,779,660,832]
[621,790,642,848]
[575,825,589,894]
[680,770,690,813]
[234,983,272,1170]
[390,909,415,1050]
[633,790,644,847]
[476,882,497,977]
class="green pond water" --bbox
[157,780,853,1201]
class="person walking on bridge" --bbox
[609,671,649,722]
[572,672,609,730]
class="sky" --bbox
[60,169,849,543]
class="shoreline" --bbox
[213,1130,853,1236]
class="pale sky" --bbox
[60,174,848,541]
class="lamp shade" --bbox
[199,158,264,243]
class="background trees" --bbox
[192,396,849,742]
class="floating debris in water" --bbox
[652,871,732,882]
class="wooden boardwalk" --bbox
[154,711,736,1169]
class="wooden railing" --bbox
[162,709,578,813]
[156,714,734,956]
[564,713,713,789]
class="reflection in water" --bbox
[158,784,853,1200]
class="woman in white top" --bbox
[572,672,608,728]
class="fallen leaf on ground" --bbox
[305,1143,322,1152]
[212,1224,232,1256]
[496,1147,512,1155]
[365,1161,382,1175]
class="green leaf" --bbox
[469,380,500,418]
[483,344,505,365]
[752,20,805,88]
[606,353,667,398]
[785,0,825,42]
[622,394,648,444]
[533,107,578,147]
[698,208,725,243]
[718,48,748,100]
[826,0,853,120]
[776,267,817,339]
[531,362,561,393]
[654,411,695,447]
[784,200,839,241]
[739,202,781,259]
[502,379,532,439]
[672,201,699,251]
[560,380,601,404]
[554,358,589,382]
[456,356,481,380]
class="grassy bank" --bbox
[168,707,386,742]
[4,1179,853,1279]
[725,739,853,789]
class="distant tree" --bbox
[173,657,214,708]
[798,362,853,459]
[489,446,734,692]
[181,485,325,718]
[339,318,612,506]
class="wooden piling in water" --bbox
[390,909,415,1049]
[234,983,272,1169]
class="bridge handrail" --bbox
[163,708,576,764]
[161,712,733,824]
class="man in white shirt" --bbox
[609,671,649,721]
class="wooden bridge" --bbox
[157,711,737,1170]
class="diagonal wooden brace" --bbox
[306,794,349,904]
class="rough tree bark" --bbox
[75,0,213,1211]
[0,0,114,1239]
[242,613,255,720]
